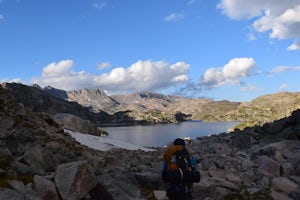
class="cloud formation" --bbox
[164,13,185,22]
[287,40,300,50]
[218,0,300,49]
[32,59,190,94]
[269,65,300,74]
[97,61,111,70]
[92,2,107,10]
[94,60,190,94]
[199,57,256,88]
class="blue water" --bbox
[101,121,239,147]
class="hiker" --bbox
[162,138,200,200]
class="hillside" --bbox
[234,91,300,129]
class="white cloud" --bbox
[279,84,288,90]
[164,13,185,22]
[269,65,300,74]
[97,61,111,70]
[200,57,256,88]
[32,60,93,91]
[287,40,300,50]
[94,60,190,94]
[218,0,300,49]
[32,59,190,93]
[92,2,107,10]
[240,84,260,92]
[41,60,73,77]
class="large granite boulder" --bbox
[54,161,97,200]
[53,113,108,136]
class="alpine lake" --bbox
[101,121,240,147]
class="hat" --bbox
[173,138,185,146]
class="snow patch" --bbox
[65,129,155,152]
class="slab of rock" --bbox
[271,177,298,194]
[0,188,24,200]
[33,175,59,200]
[23,146,57,172]
[53,113,107,136]
[256,155,280,177]
[54,161,97,200]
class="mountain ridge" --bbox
[2,82,300,129]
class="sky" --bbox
[0,0,300,102]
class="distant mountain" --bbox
[233,91,300,129]
[3,82,300,129]
[60,87,300,129]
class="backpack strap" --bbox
[175,147,192,171]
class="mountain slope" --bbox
[234,91,300,129]
[0,83,110,125]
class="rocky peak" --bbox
[67,88,119,113]
[43,85,68,100]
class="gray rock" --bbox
[23,146,57,172]
[252,141,290,158]
[282,162,295,176]
[0,116,14,139]
[225,173,241,184]
[53,113,107,136]
[8,180,25,193]
[54,161,97,200]
[271,189,293,200]
[33,175,59,200]
[0,188,24,200]
[0,147,13,168]
[97,172,143,200]
[271,177,298,194]
[153,190,168,200]
[256,155,280,177]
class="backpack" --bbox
[164,145,192,171]
[162,145,200,183]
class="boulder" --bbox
[0,188,24,200]
[23,146,57,172]
[0,116,14,139]
[54,161,97,200]
[33,175,60,200]
[97,172,143,200]
[271,177,298,194]
[256,155,280,177]
[252,141,290,158]
[53,113,107,136]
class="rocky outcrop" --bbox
[67,88,119,114]
[1,82,110,126]
[53,113,108,136]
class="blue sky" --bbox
[1,0,300,102]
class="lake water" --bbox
[101,121,239,147]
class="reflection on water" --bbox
[101,121,239,147]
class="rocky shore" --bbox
[1,87,300,199]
